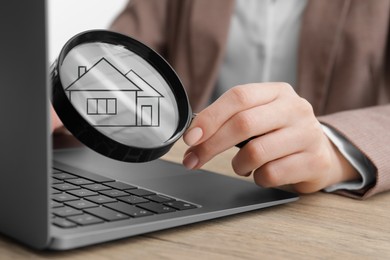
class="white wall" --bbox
[48,0,128,62]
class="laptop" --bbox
[0,0,298,250]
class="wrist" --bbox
[328,139,361,186]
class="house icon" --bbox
[65,58,164,127]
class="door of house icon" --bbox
[141,105,153,126]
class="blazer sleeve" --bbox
[110,0,171,55]
[318,105,390,199]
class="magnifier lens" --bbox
[59,42,179,149]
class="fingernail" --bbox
[236,171,251,177]
[242,171,252,177]
[184,127,203,146]
[183,152,199,170]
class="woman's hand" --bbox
[182,83,360,193]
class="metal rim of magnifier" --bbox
[51,30,192,162]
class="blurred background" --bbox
[48,0,128,62]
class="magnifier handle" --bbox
[191,113,256,149]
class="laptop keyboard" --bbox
[51,168,198,229]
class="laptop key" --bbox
[67,214,104,226]
[118,195,148,205]
[138,202,176,214]
[99,189,129,198]
[52,178,64,184]
[67,189,98,197]
[165,201,197,210]
[104,181,137,190]
[52,217,77,228]
[52,172,77,180]
[145,194,175,203]
[127,189,155,197]
[84,207,129,221]
[65,200,98,209]
[82,183,111,191]
[66,178,94,185]
[51,188,61,194]
[105,202,153,218]
[53,206,83,217]
[50,200,63,208]
[85,195,117,204]
[52,183,79,191]
[65,170,113,183]
[52,193,79,202]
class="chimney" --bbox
[78,66,87,78]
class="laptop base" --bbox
[50,147,298,250]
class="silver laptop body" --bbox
[0,0,298,250]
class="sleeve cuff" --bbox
[320,124,376,192]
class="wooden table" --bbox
[1,140,389,259]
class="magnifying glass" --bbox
[51,30,192,162]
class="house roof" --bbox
[126,70,164,98]
[65,58,141,92]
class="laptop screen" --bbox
[0,0,49,249]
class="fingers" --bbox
[183,83,293,146]
[231,127,308,176]
[252,153,319,191]
[181,80,341,194]
[183,100,290,169]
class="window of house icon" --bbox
[87,98,117,115]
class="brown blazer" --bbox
[111,0,390,199]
